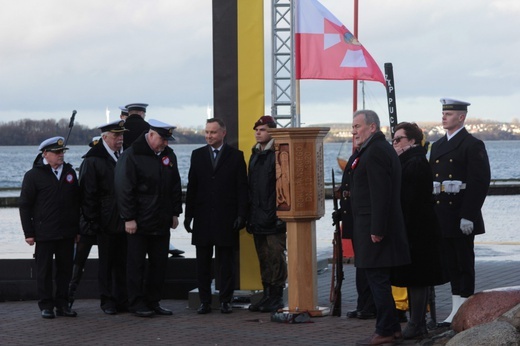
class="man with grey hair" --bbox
[115,119,183,317]
[348,110,410,345]
[78,119,128,315]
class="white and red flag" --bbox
[295,0,385,84]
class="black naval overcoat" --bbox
[19,155,80,241]
[122,114,149,149]
[79,141,124,235]
[429,128,491,238]
[115,134,183,234]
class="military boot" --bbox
[249,283,270,312]
[259,285,284,313]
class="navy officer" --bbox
[430,98,491,327]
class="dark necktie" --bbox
[114,151,119,159]
[213,149,219,158]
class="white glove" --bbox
[460,218,474,235]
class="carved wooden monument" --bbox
[269,127,330,314]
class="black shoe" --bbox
[132,308,154,317]
[402,322,428,340]
[41,309,55,319]
[346,309,359,318]
[436,321,451,328]
[357,311,376,319]
[56,307,78,317]
[168,249,185,257]
[197,303,212,314]
[102,307,117,315]
[153,306,173,316]
[220,302,232,314]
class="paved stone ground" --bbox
[1,260,519,346]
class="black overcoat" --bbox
[429,128,490,238]
[185,144,248,247]
[391,145,448,287]
[122,114,149,148]
[349,132,410,269]
[19,155,80,241]
[79,141,124,235]
[115,134,183,235]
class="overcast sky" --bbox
[1,0,519,130]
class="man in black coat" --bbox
[430,98,491,327]
[247,115,287,313]
[336,145,376,321]
[122,103,149,148]
[184,118,248,314]
[348,110,410,346]
[79,120,128,315]
[115,119,183,317]
[19,136,80,319]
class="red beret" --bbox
[254,115,276,129]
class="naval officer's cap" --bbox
[119,106,129,116]
[38,136,69,152]
[98,120,129,133]
[149,119,176,141]
[440,98,471,111]
[125,103,148,112]
[89,136,101,147]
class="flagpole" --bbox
[291,0,300,127]
[352,0,359,113]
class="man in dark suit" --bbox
[349,110,410,346]
[430,98,490,327]
[184,118,248,314]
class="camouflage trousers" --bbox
[253,233,288,287]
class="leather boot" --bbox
[259,285,284,313]
[249,283,270,312]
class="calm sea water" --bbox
[1,141,519,189]
[1,141,519,259]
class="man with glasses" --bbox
[19,136,80,319]
[78,120,129,315]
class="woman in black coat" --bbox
[391,122,447,339]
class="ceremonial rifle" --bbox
[64,110,77,147]
[329,169,344,316]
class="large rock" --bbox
[452,286,520,332]
[446,321,520,346]
[498,303,520,330]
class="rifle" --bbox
[329,169,344,316]
[64,110,77,147]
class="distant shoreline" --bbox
[2,181,520,207]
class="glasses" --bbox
[47,149,65,154]
[392,136,408,144]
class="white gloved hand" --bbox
[460,218,474,235]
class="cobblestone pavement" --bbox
[1,260,519,346]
